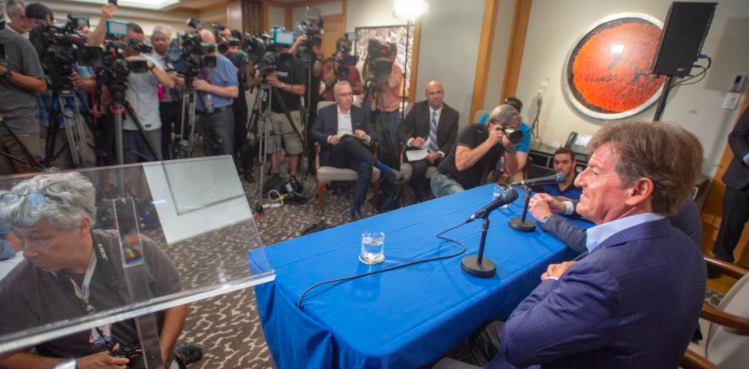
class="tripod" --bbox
[362,81,398,168]
[0,114,46,171]
[173,76,199,159]
[247,79,308,216]
[108,100,162,165]
[45,89,94,168]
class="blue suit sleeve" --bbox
[501,263,620,367]
[729,108,749,164]
[541,215,587,253]
[310,108,328,144]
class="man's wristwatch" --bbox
[542,215,552,224]
[148,62,155,71]
[280,82,286,90]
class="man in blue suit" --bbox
[441,121,707,369]
[311,81,407,220]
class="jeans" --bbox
[123,130,162,164]
[431,172,465,198]
[198,108,234,156]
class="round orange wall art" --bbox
[563,13,666,119]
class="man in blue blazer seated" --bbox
[311,81,408,220]
[439,121,707,369]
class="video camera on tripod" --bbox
[294,12,324,64]
[168,18,218,84]
[245,29,294,77]
[332,41,358,79]
[364,39,396,85]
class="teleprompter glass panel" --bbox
[0,157,273,354]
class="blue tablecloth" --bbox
[254,185,591,369]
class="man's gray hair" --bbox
[488,104,521,125]
[5,0,26,15]
[334,80,351,96]
[152,24,172,38]
[0,172,97,230]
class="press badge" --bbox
[90,324,113,349]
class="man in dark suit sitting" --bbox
[398,80,459,202]
[439,121,706,369]
[311,81,407,220]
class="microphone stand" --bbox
[461,215,496,278]
[509,188,536,232]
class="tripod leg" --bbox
[123,103,162,162]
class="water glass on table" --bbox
[360,231,385,265]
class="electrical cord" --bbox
[296,221,470,309]
[671,56,712,88]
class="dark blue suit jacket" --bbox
[489,218,706,369]
[310,104,375,166]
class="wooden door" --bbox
[321,14,344,58]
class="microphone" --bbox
[467,188,519,223]
[510,173,566,187]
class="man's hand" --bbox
[193,79,211,92]
[534,193,567,214]
[294,35,308,46]
[266,73,282,88]
[76,349,129,369]
[502,135,516,152]
[541,261,576,281]
[329,135,341,145]
[411,137,425,148]
[487,125,505,146]
[529,194,553,222]
[426,152,440,164]
[125,55,143,62]
[101,4,117,20]
[354,129,367,140]
[0,64,7,75]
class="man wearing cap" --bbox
[0,2,46,174]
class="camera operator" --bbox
[221,31,252,176]
[0,7,47,174]
[150,24,181,160]
[322,37,362,101]
[263,37,308,191]
[188,29,239,157]
[121,23,176,163]
[4,0,30,36]
[370,42,402,154]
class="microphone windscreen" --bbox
[555,173,566,183]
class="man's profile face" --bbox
[574,142,631,225]
[13,219,87,273]
[151,32,169,55]
[335,84,354,111]
[553,153,575,179]
[218,28,231,41]
[425,83,444,110]
[123,30,145,56]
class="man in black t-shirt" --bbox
[0,172,192,369]
[265,46,308,191]
[432,105,522,198]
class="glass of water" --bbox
[494,184,511,209]
[360,231,385,265]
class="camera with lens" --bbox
[479,122,524,145]
[168,19,218,81]
[29,14,97,91]
[245,30,294,77]
[333,43,358,79]
[363,39,395,84]
[110,342,145,369]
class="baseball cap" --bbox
[25,3,54,22]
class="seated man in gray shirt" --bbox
[0,18,47,174]
[121,22,176,163]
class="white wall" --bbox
[514,0,749,175]
[292,1,343,24]
[483,0,516,115]
[346,0,407,32]
[413,0,486,128]
[268,5,286,29]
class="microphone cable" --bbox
[296,221,470,309]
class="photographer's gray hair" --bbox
[489,104,522,125]
[0,172,98,230]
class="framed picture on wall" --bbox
[562,13,667,120]
[355,24,416,98]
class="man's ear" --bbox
[625,177,654,208]
[78,216,91,234]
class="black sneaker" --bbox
[290,176,303,193]
[386,170,408,184]
[350,210,362,221]
[175,343,203,366]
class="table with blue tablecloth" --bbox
[254,185,591,368]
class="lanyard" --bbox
[70,251,98,314]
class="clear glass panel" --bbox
[0,156,273,355]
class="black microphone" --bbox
[510,173,566,187]
[467,188,519,223]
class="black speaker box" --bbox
[651,2,717,77]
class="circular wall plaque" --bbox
[563,13,666,120]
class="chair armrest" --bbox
[701,305,749,333]
[680,349,715,369]
[705,256,748,279]
[314,142,320,170]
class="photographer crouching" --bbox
[0,5,47,174]
[0,172,201,369]
[186,30,239,157]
